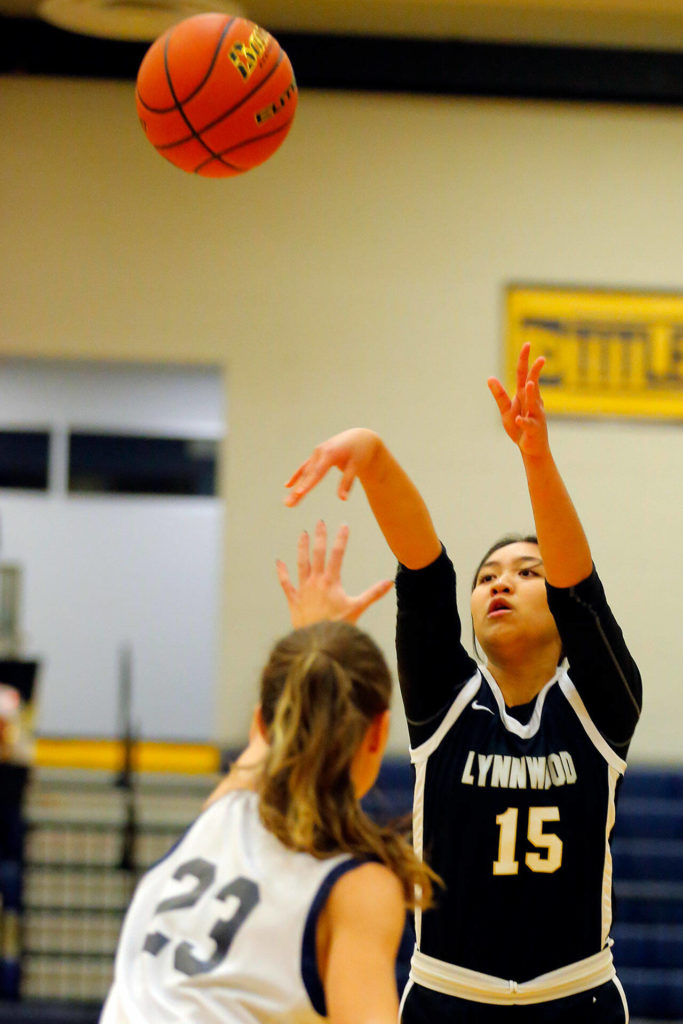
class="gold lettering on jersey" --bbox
[560,751,577,783]
[461,751,577,789]
[462,749,476,784]
[478,753,493,786]
[509,757,527,788]
[507,286,683,420]
[229,25,270,80]
[491,755,512,787]
[526,756,549,789]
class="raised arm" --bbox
[488,343,593,588]
[284,429,441,570]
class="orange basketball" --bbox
[135,13,298,177]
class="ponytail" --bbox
[258,621,438,910]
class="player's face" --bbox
[470,541,561,663]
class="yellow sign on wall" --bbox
[507,286,683,420]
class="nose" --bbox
[491,574,512,593]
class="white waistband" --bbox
[410,944,616,1005]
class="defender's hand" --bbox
[276,521,393,628]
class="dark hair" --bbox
[258,620,438,908]
[471,534,539,592]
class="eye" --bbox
[519,568,539,578]
[478,573,495,585]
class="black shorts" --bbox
[400,978,629,1023]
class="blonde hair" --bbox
[258,621,437,909]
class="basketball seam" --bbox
[159,21,245,166]
[193,115,295,175]
[157,45,286,156]
[137,17,237,114]
[193,43,282,136]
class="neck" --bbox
[483,649,560,707]
[203,734,267,810]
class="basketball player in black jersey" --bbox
[281,344,642,1022]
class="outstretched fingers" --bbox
[348,578,395,623]
[529,353,545,384]
[310,519,329,576]
[337,462,358,501]
[277,521,394,628]
[284,450,331,507]
[525,377,541,415]
[296,529,312,584]
[326,523,350,582]
[521,357,546,416]
[275,558,297,604]
[487,376,511,414]
[516,342,531,396]
[527,355,546,404]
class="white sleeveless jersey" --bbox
[100,789,358,1024]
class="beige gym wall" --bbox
[1,76,681,761]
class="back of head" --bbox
[257,620,437,908]
[258,620,391,851]
[260,619,391,734]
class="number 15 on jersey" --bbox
[493,806,563,875]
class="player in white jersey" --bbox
[100,528,437,1024]
[282,344,642,1022]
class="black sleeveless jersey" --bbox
[395,547,642,983]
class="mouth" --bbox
[487,598,512,617]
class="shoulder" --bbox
[330,861,403,901]
[395,544,458,617]
[198,786,257,825]
[397,543,453,587]
[316,862,405,994]
[314,863,406,1022]
[326,862,404,933]
[544,563,608,615]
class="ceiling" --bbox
[4,0,683,48]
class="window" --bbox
[0,431,49,490]
[68,434,218,496]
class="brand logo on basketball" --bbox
[228,25,270,81]
[256,78,297,125]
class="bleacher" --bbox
[0,760,680,1024]
[612,767,683,1021]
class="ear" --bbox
[254,704,269,742]
[366,709,390,754]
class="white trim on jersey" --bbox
[409,944,617,1005]
[410,673,481,763]
[559,675,627,775]
[411,758,427,948]
[613,971,631,1023]
[483,667,565,741]
[408,673,480,950]
[480,666,560,739]
[557,670,626,948]
[603,765,621,947]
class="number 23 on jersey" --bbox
[143,857,260,976]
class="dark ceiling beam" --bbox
[2,15,683,105]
